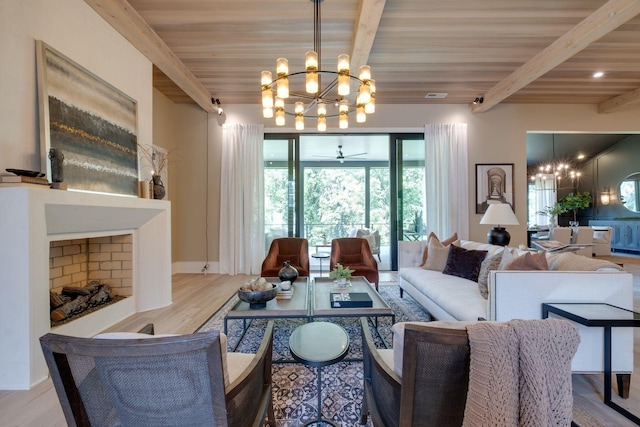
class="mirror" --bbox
[619,172,640,213]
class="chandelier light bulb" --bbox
[294,101,305,130]
[263,107,273,118]
[276,58,289,99]
[359,65,371,82]
[339,100,349,129]
[305,51,319,94]
[317,101,327,117]
[337,54,350,96]
[365,79,376,114]
[356,104,366,123]
[274,97,285,126]
[317,116,326,132]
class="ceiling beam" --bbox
[472,0,640,113]
[350,0,386,71]
[599,87,640,113]
[83,0,215,113]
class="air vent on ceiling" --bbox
[424,93,448,99]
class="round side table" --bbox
[311,252,330,276]
[289,321,349,427]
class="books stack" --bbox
[276,287,293,300]
[330,292,373,308]
[0,174,50,188]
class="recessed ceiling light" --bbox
[593,71,604,78]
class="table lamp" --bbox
[480,203,519,246]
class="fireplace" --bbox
[0,187,172,390]
[49,234,133,326]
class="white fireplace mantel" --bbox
[0,187,172,390]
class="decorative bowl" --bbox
[237,283,279,309]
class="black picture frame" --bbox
[476,163,514,214]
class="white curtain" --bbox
[219,123,265,275]
[424,123,469,239]
[533,173,556,226]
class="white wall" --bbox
[0,0,152,178]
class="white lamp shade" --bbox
[480,203,519,226]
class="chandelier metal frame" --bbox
[260,0,375,130]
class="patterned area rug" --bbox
[197,282,430,426]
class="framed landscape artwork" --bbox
[475,163,514,214]
[36,40,139,196]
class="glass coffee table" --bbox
[313,276,395,347]
[224,277,310,339]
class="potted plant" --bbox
[537,203,568,226]
[558,192,592,223]
[329,263,354,285]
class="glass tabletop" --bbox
[543,303,640,327]
[289,321,349,366]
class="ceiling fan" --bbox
[315,144,367,163]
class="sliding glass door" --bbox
[264,133,423,271]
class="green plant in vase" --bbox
[329,263,354,285]
[558,192,592,223]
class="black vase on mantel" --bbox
[278,261,298,283]
[151,175,166,199]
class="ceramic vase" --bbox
[278,261,298,283]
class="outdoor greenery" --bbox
[264,164,426,247]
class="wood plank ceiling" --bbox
[85,0,640,114]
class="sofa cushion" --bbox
[501,251,548,271]
[422,232,459,266]
[477,251,504,299]
[340,253,363,265]
[399,268,488,321]
[442,244,488,282]
[424,235,460,271]
[546,252,624,271]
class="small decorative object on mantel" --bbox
[151,174,165,200]
[278,260,299,283]
[329,263,354,286]
[138,144,173,200]
[1,169,50,188]
[48,148,67,190]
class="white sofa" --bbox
[397,240,634,373]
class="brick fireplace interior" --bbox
[50,234,133,296]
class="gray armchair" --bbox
[40,322,276,427]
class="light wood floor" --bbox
[0,264,638,427]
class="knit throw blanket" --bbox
[462,319,581,427]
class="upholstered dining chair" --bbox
[330,237,379,289]
[261,237,310,278]
[40,322,276,427]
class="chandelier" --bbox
[530,135,583,188]
[260,0,375,131]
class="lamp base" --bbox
[487,227,510,246]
